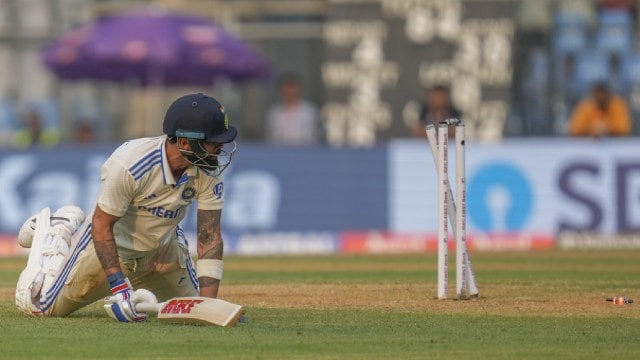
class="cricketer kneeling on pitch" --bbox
[15,93,244,326]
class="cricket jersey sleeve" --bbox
[97,157,137,217]
[195,173,224,211]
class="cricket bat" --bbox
[135,297,245,327]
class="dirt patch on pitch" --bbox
[2,283,634,319]
[220,283,640,319]
[0,261,25,271]
[0,288,13,301]
[227,262,639,273]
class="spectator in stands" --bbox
[73,119,96,144]
[13,108,60,148]
[413,85,462,137]
[265,73,320,146]
[568,81,632,137]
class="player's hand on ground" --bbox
[103,271,147,322]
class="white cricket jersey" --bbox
[97,135,224,258]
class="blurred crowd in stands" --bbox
[516,0,639,137]
[3,0,640,148]
[0,97,96,148]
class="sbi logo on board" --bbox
[467,160,640,233]
[467,163,532,232]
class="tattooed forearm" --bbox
[93,238,121,271]
[91,206,122,274]
[198,277,219,288]
[197,209,223,259]
[197,209,220,245]
[196,209,223,298]
[197,210,221,246]
[201,242,223,259]
[198,276,220,298]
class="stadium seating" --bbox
[620,51,640,132]
[552,12,589,99]
[594,10,634,57]
[550,7,638,130]
[571,50,610,97]
[553,11,589,55]
[619,51,640,92]
[520,48,552,135]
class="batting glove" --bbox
[103,271,147,322]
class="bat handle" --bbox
[135,301,163,313]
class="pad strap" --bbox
[196,259,224,280]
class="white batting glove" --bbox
[103,271,147,322]
[131,288,158,306]
[104,292,147,322]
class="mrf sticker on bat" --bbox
[161,299,204,314]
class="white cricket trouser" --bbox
[39,221,198,317]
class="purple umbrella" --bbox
[42,8,270,86]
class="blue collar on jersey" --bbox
[160,136,197,186]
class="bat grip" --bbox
[135,302,163,313]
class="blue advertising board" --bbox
[390,138,640,236]
[3,138,640,255]
[0,143,389,236]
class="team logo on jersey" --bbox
[213,182,224,199]
[181,187,196,201]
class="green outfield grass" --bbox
[1,251,639,359]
